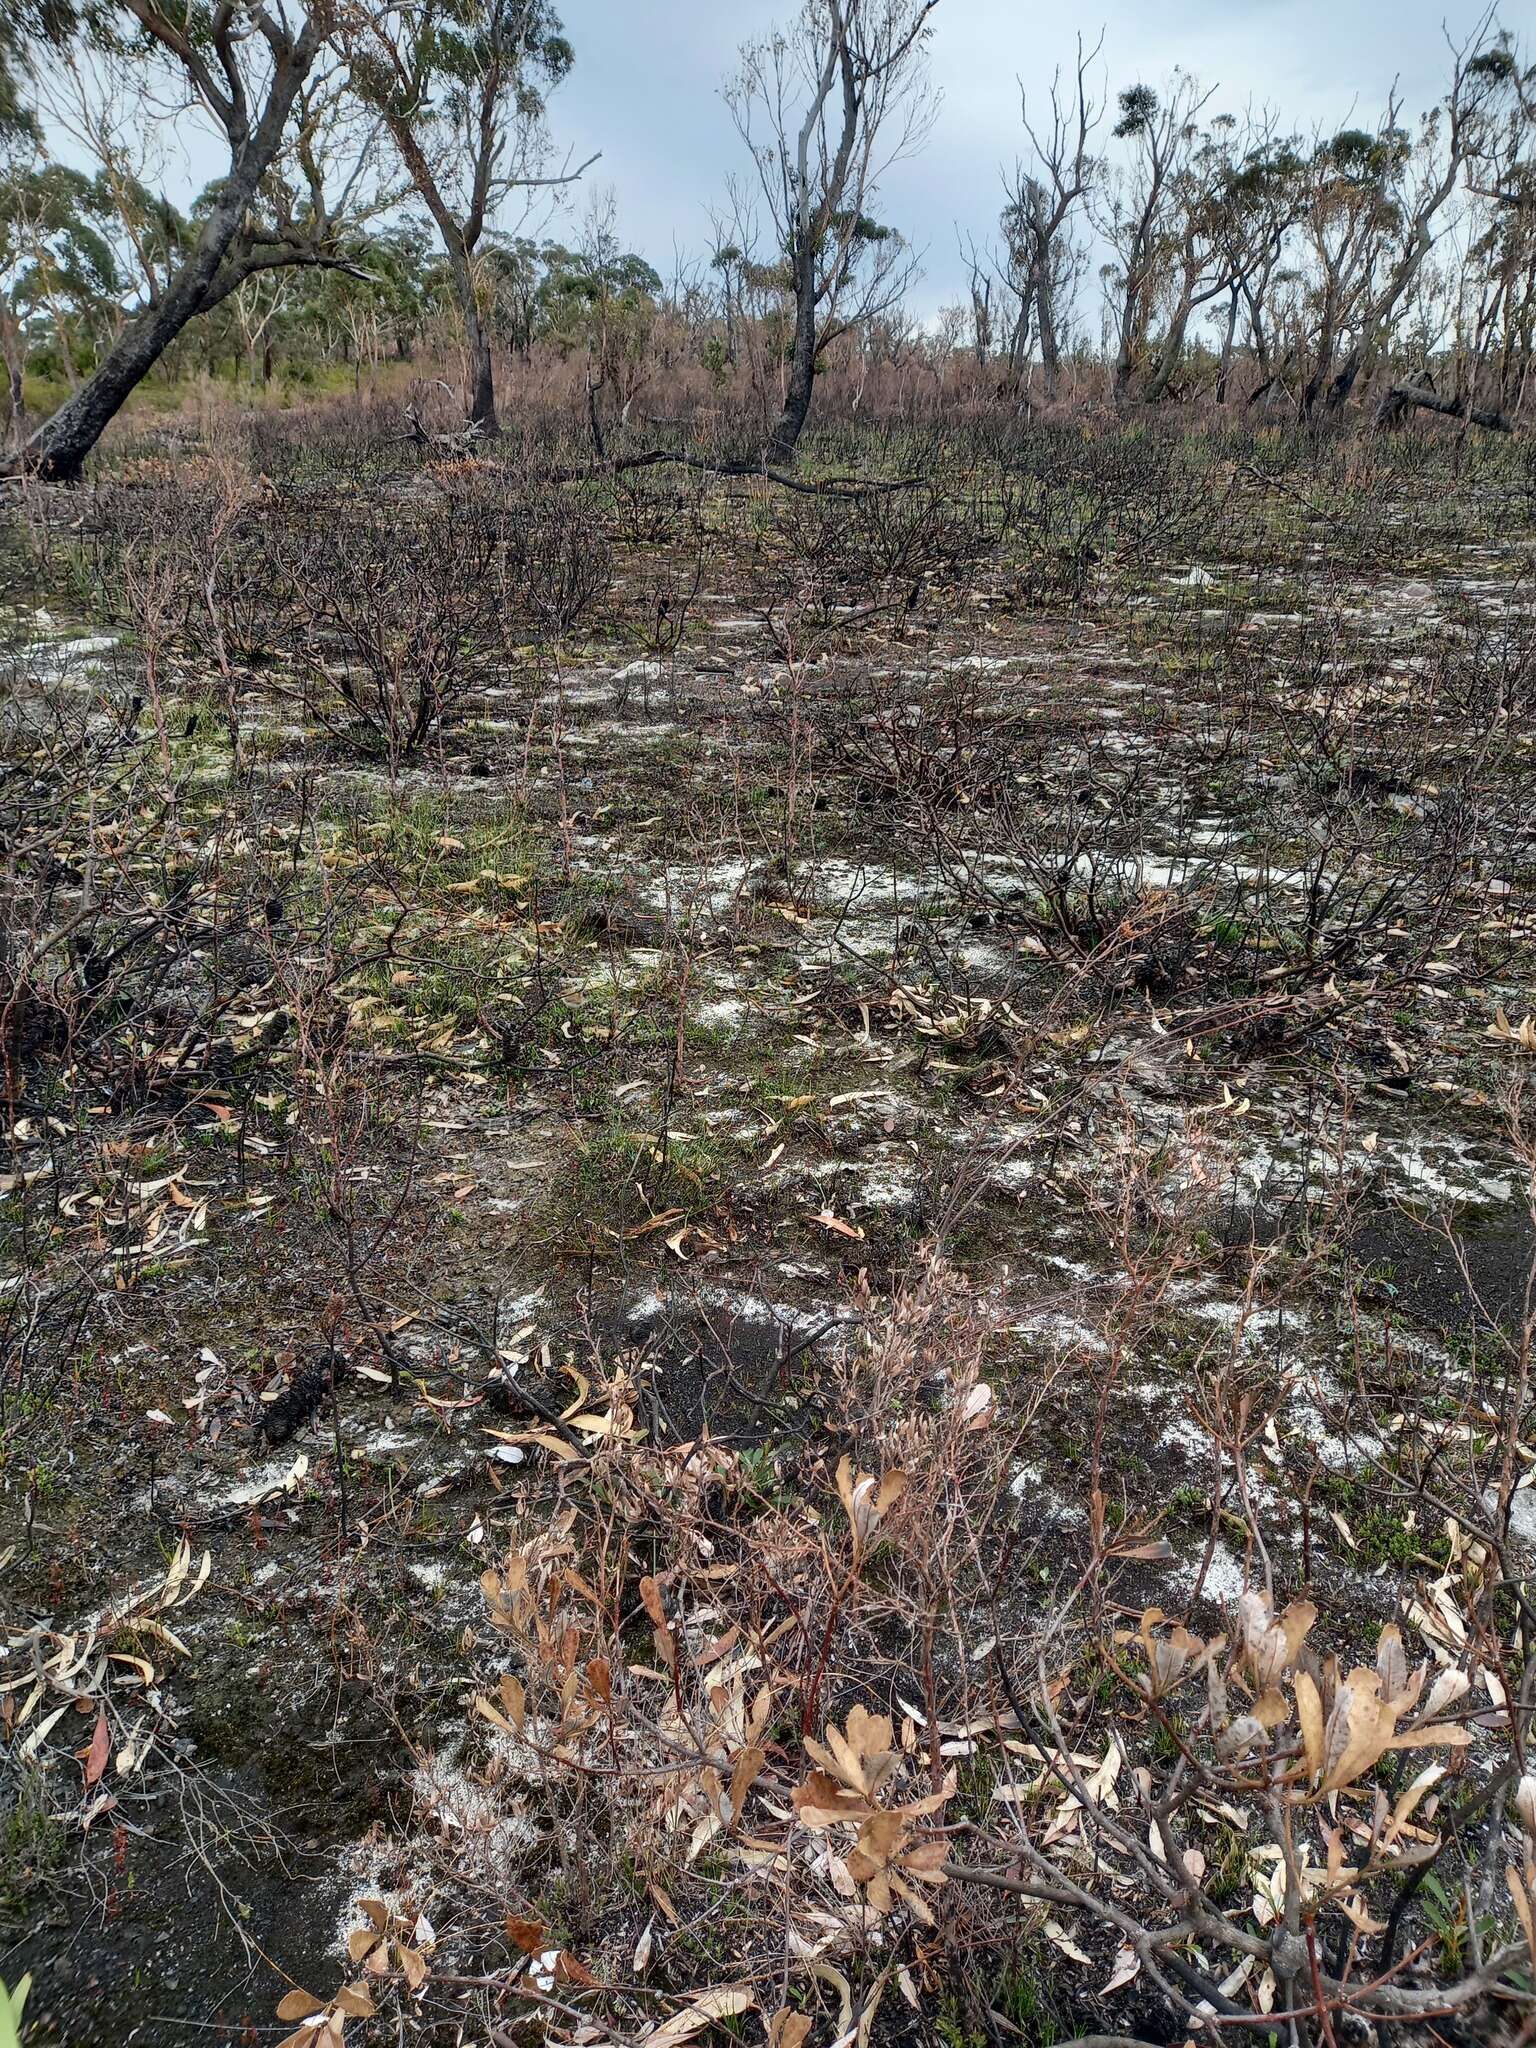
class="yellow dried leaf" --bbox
[499,1671,526,1730]
[1384,1722,1471,1751]
[1376,1623,1407,1702]
[1295,1670,1324,1781]
[276,1990,325,2021]
[1322,1671,1396,1790]
[639,1576,667,1628]
[1510,1862,1536,1966]
[1279,1600,1318,1666]
[874,1469,907,1517]
[728,1744,765,1825]
[641,1984,756,2048]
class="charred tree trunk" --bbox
[766,245,818,465]
[1374,381,1513,434]
[1325,348,1363,414]
[381,106,502,437]
[449,244,497,434]
[1035,269,1060,400]
[585,360,607,458]
[1111,278,1144,410]
[1141,300,1194,403]
[998,285,1033,397]
[1215,285,1240,405]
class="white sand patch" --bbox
[1182,1540,1252,1610]
[696,995,748,1030]
[1390,1134,1516,1207]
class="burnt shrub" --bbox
[266,495,510,761]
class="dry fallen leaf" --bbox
[639,1983,756,2048]
[810,1209,865,1240]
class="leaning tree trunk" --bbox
[1141,300,1193,404]
[1325,348,1363,414]
[999,289,1032,397]
[1,313,23,452]
[1374,381,1513,434]
[13,25,320,483]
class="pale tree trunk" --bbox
[1,301,24,453]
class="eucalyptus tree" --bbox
[1138,122,1304,402]
[1099,72,1216,407]
[482,232,544,359]
[7,1,387,480]
[1,156,123,440]
[1462,40,1536,414]
[725,0,941,464]
[1292,28,1508,417]
[1001,32,1103,398]
[0,1,77,142]
[955,231,993,368]
[347,0,594,432]
[709,235,746,365]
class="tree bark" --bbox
[1214,285,1240,404]
[1374,381,1513,433]
[1111,275,1144,409]
[766,245,818,463]
[1035,266,1059,400]
[441,234,494,430]
[12,17,322,482]
[1,300,23,452]
[3,362,23,453]
[1325,347,1363,413]
[1141,298,1193,403]
[464,290,497,433]
[378,102,500,435]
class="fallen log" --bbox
[1375,381,1515,434]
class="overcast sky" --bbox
[539,0,1487,319]
[42,0,1496,322]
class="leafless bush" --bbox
[512,482,615,641]
[265,497,510,767]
